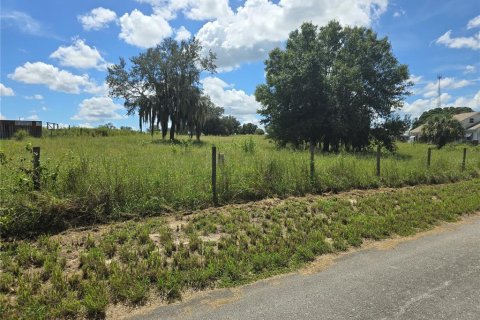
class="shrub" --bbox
[13,129,29,141]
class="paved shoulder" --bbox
[128,215,480,320]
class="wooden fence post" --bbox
[376,145,381,177]
[427,147,432,167]
[310,142,315,184]
[32,146,40,191]
[462,148,467,171]
[212,146,218,206]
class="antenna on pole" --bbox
[437,75,442,108]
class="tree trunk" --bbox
[170,118,176,141]
[196,127,201,141]
[322,138,330,152]
[150,108,155,138]
[161,113,168,139]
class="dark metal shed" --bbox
[0,120,43,139]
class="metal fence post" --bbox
[32,146,40,191]
[462,148,467,171]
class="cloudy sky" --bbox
[1,0,479,128]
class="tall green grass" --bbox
[1,134,479,236]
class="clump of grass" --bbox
[241,137,257,153]
[82,280,109,317]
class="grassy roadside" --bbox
[1,135,479,237]
[1,179,480,319]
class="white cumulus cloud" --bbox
[25,94,43,100]
[436,30,480,50]
[72,96,124,121]
[78,7,117,31]
[202,76,261,124]
[135,0,232,21]
[119,9,173,48]
[467,15,480,29]
[50,38,109,70]
[174,26,191,41]
[182,0,232,21]
[195,0,389,71]
[464,65,476,74]
[0,83,15,96]
[452,90,480,111]
[422,77,472,98]
[404,92,452,118]
[9,62,99,94]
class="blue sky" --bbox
[1,0,479,129]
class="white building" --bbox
[410,111,480,143]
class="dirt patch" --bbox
[203,287,244,310]
[199,233,226,243]
[300,254,337,275]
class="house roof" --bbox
[452,112,480,122]
[410,111,480,134]
[466,122,480,131]
[410,124,424,134]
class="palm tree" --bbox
[422,116,465,148]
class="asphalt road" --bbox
[128,214,480,320]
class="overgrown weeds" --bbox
[1,179,479,319]
[1,135,479,237]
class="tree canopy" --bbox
[239,123,258,135]
[412,107,474,129]
[422,116,465,149]
[106,37,216,140]
[255,21,411,151]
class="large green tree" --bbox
[239,123,258,134]
[255,21,411,151]
[106,37,216,140]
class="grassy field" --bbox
[1,179,480,319]
[1,134,479,237]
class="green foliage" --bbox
[82,280,109,317]
[107,37,216,140]
[1,179,480,318]
[13,130,29,141]
[241,137,257,153]
[1,135,479,237]
[256,21,411,151]
[255,128,265,135]
[412,107,474,129]
[422,116,465,149]
[203,115,241,136]
[239,123,258,135]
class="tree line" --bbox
[107,21,415,149]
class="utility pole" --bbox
[437,75,442,108]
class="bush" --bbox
[13,130,29,141]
